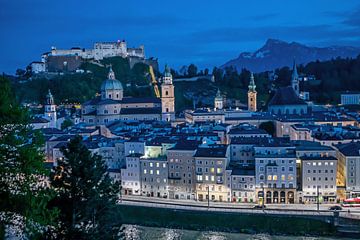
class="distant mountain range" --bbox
[221,39,360,72]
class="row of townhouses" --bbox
[31,62,360,205]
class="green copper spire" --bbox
[215,88,222,99]
[248,72,256,92]
[164,64,172,78]
[291,60,298,80]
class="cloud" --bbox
[342,8,360,27]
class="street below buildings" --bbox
[119,195,360,220]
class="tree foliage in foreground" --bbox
[0,76,58,239]
[50,136,122,239]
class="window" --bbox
[143,169,147,174]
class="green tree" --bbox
[51,136,121,239]
[61,119,74,130]
[187,64,198,77]
[259,121,276,136]
[0,76,58,239]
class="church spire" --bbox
[247,73,257,112]
[248,72,256,92]
[108,65,115,80]
[291,60,298,80]
[291,59,299,96]
[46,89,54,105]
[163,64,173,84]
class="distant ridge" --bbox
[221,39,360,72]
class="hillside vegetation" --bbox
[13,57,154,104]
[10,55,360,110]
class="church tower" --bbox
[214,89,223,110]
[44,89,57,128]
[247,72,257,112]
[161,65,175,121]
[291,60,299,96]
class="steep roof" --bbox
[335,142,360,156]
[194,145,228,158]
[121,97,161,104]
[120,107,161,115]
[268,86,306,106]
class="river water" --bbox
[123,225,346,240]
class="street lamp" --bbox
[317,185,320,212]
[207,186,210,210]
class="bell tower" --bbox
[214,89,223,110]
[247,72,257,112]
[161,65,175,121]
[44,89,57,128]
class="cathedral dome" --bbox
[100,67,123,91]
[101,78,123,91]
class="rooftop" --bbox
[194,145,228,158]
[269,86,307,106]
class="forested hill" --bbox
[272,55,360,103]
[8,54,360,108]
[12,57,155,104]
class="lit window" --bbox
[273,175,277,181]
[156,170,160,175]
[144,169,147,174]
[267,175,272,181]
[150,170,153,175]
[150,163,153,167]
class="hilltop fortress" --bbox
[29,40,158,73]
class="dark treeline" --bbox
[10,54,360,105]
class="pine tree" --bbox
[0,76,58,239]
[51,136,122,239]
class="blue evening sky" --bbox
[1,0,360,74]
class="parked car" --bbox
[329,205,342,211]
[253,205,266,209]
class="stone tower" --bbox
[44,89,57,128]
[291,60,299,96]
[248,72,257,112]
[161,65,175,121]
[214,89,223,110]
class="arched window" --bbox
[165,91,168,96]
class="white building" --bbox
[229,168,256,203]
[341,92,360,105]
[140,157,169,198]
[30,61,46,73]
[255,145,297,204]
[301,156,337,203]
[335,142,360,199]
[121,154,142,195]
